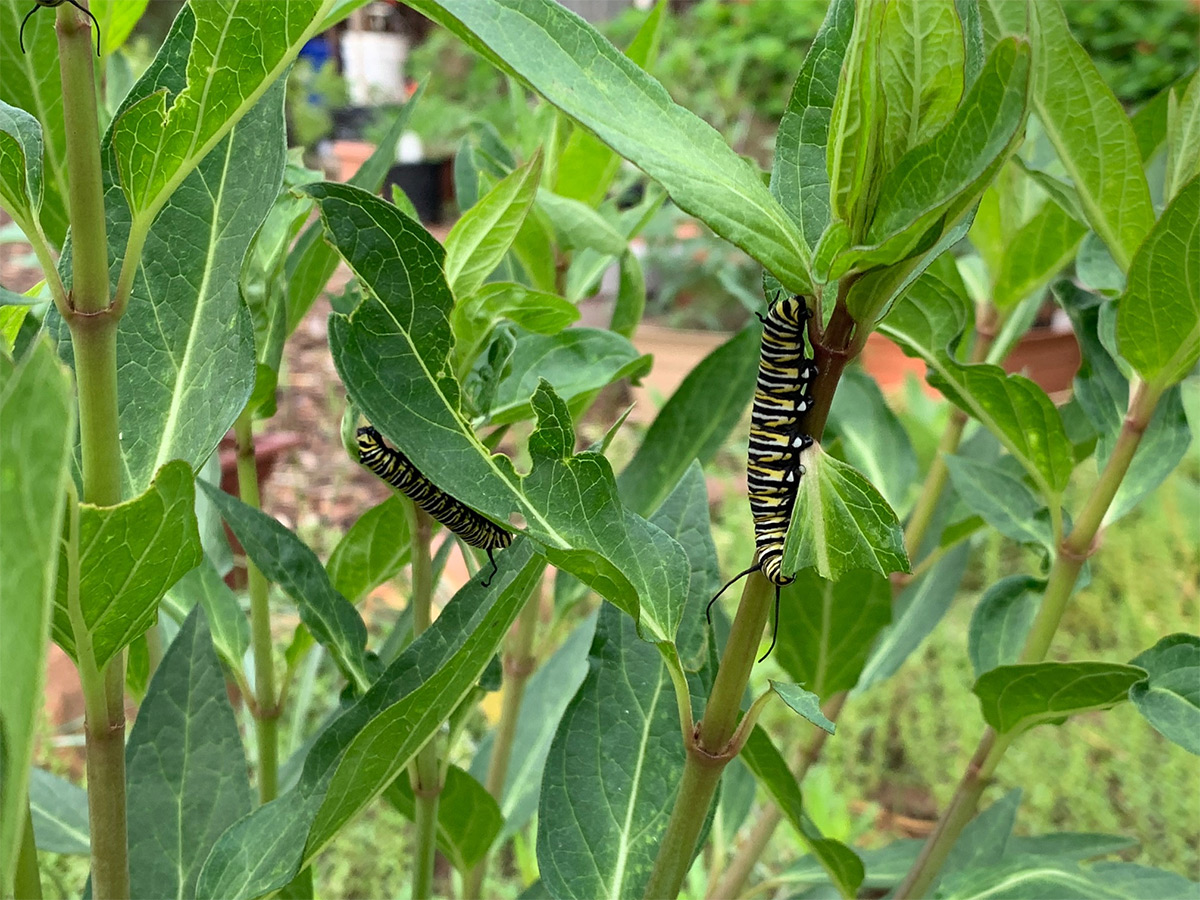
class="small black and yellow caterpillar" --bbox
[708,295,818,660]
[356,425,512,586]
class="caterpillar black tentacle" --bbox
[356,425,512,587]
[710,295,819,661]
[20,0,101,56]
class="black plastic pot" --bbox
[384,160,449,224]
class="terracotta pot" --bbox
[329,139,376,182]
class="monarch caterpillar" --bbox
[707,295,818,661]
[356,425,513,586]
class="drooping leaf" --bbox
[1116,176,1200,390]
[944,454,1054,554]
[125,606,253,900]
[855,542,970,693]
[408,0,813,292]
[942,788,1021,878]
[826,370,918,515]
[1128,634,1200,756]
[111,0,333,219]
[536,190,628,256]
[973,661,1147,735]
[775,569,892,697]
[967,575,1044,676]
[769,681,836,734]
[617,323,760,518]
[196,542,544,899]
[935,856,1196,900]
[487,329,650,425]
[992,199,1087,309]
[0,339,73,888]
[52,460,201,668]
[0,4,68,244]
[444,150,543,298]
[27,768,89,856]
[198,481,372,691]
[782,442,909,583]
[469,614,595,841]
[383,765,502,872]
[325,495,411,604]
[311,183,688,642]
[740,727,864,898]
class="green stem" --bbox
[895,378,1160,899]
[405,507,441,900]
[14,802,43,900]
[644,575,774,900]
[706,692,847,900]
[235,412,279,803]
[56,6,130,896]
[464,585,542,899]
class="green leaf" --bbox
[740,727,864,898]
[284,88,422,334]
[943,788,1020,878]
[782,442,909,583]
[973,661,1147,735]
[857,37,1030,267]
[469,615,595,841]
[0,100,43,232]
[445,150,543,298]
[769,681,835,734]
[617,323,760,518]
[451,282,580,372]
[878,271,971,363]
[554,0,665,207]
[611,250,645,339]
[536,190,628,257]
[855,542,970,692]
[196,542,545,899]
[935,856,1196,900]
[536,602,703,900]
[52,460,201,668]
[383,765,502,872]
[92,0,149,57]
[944,454,1054,553]
[1021,0,1154,272]
[1128,634,1200,756]
[198,481,372,691]
[0,3,68,244]
[968,575,1044,676]
[111,0,332,218]
[1056,281,1192,525]
[325,495,411,604]
[826,370,918,515]
[0,339,73,889]
[28,769,89,856]
[163,556,251,674]
[992,200,1087,309]
[312,183,688,642]
[126,606,253,899]
[1088,862,1200,900]
[775,569,892,697]
[876,0,965,176]
[410,0,812,293]
[1116,176,1200,389]
[488,328,650,425]
[1166,77,1200,202]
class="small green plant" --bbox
[1,2,1196,900]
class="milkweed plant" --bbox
[0,1,1196,899]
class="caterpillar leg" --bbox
[705,563,763,625]
[757,585,782,663]
[477,549,496,592]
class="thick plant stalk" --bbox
[895,380,1161,899]
[464,586,542,899]
[406,507,440,900]
[643,574,775,900]
[234,412,279,803]
[56,4,130,897]
[706,692,847,900]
